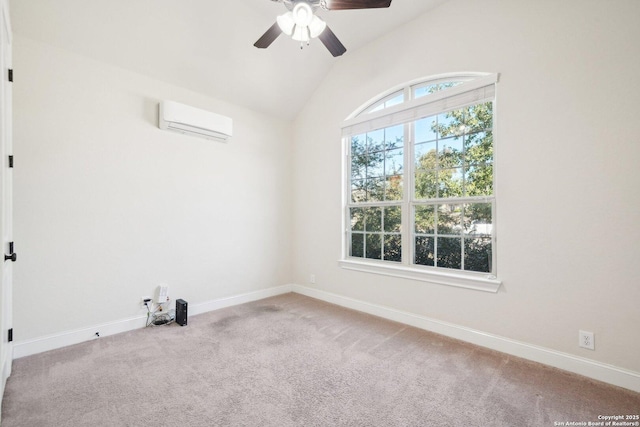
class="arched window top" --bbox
[349,73,493,121]
[412,79,465,99]
[343,73,498,138]
[360,90,404,115]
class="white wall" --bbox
[13,36,292,341]
[292,0,640,373]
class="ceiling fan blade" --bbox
[318,25,346,57]
[254,22,282,49]
[324,0,392,10]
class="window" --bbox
[341,74,501,292]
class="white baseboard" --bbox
[189,284,293,317]
[292,284,640,393]
[12,283,640,393]
[12,284,293,359]
[12,316,147,359]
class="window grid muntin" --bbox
[349,125,404,204]
[349,204,402,263]
[412,201,494,273]
[414,102,494,201]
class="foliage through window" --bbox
[343,74,497,277]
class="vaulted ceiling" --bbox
[9,0,447,120]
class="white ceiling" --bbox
[9,0,448,120]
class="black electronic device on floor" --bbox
[176,299,188,326]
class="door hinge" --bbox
[8,328,12,343]
[8,69,12,82]
[8,155,13,168]
[4,242,16,263]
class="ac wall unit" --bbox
[159,100,233,142]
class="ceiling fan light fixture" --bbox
[292,2,314,27]
[309,15,327,38]
[291,25,311,42]
[280,3,326,42]
[276,12,295,36]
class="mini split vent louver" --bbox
[159,100,233,142]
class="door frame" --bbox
[0,0,13,401]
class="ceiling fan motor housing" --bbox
[282,0,323,12]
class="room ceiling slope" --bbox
[9,0,447,120]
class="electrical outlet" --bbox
[579,330,595,350]
[310,274,316,284]
[141,296,152,308]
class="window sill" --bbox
[338,259,501,293]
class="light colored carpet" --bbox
[2,293,639,426]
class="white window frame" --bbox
[340,73,501,293]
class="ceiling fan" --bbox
[254,0,392,57]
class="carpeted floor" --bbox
[2,293,639,426]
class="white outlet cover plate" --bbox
[579,330,595,350]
